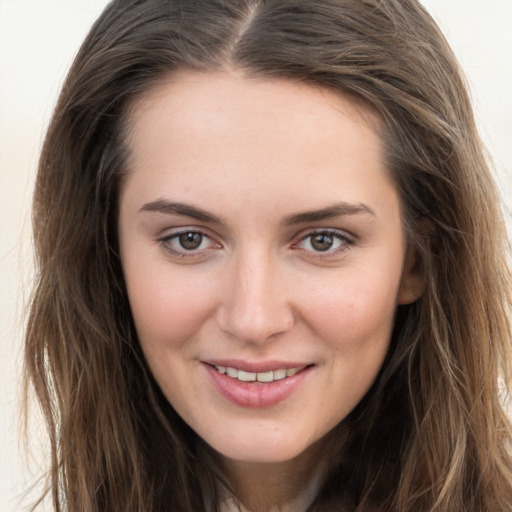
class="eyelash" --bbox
[157,228,220,258]
[157,228,355,259]
[293,229,355,258]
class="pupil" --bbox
[311,234,333,251]
[179,232,202,250]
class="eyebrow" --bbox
[140,200,223,224]
[282,202,375,225]
[139,199,375,225]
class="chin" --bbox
[205,425,318,465]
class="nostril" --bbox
[215,300,294,345]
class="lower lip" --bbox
[204,364,313,408]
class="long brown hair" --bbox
[25,0,512,510]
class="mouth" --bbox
[210,364,308,383]
[204,362,314,408]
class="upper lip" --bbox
[203,359,312,373]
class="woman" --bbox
[24,0,512,510]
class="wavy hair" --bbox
[25,0,512,510]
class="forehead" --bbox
[126,69,384,152]
[121,71,396,221]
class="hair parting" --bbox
[24,1,512,510]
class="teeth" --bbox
[237,370,256,382]
[273,369,287,381]
[214,365,305,382]
[256,371,274,383]
[226,367,238,378]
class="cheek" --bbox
[297,264,402,354]
[296,269,400,427]
[308,275,399,339]
[123,257,217,350]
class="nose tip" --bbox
[215,259,294,345]
[218,309,293,345]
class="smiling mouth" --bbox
[211,364,309,383]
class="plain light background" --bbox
[1,1,511,510]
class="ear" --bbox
[397,246,426,305]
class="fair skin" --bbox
[118,71,422,511]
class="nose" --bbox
[215,251,295,345]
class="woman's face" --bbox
[119,71,421,465]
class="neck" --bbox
[219,442,327,512]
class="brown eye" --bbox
[294,230,354,257]
[158,229,221,258]
[179,232,203,250]
[310,233,334,251]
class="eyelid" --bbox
[157,226,222,258]
[156,226,355,261]
[291,228,355,257]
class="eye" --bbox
[309,233,336,251]
[294,229,354,255]
[178,232,204,250]
[158,228,221,257]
